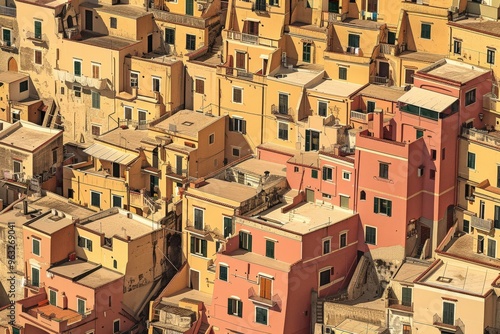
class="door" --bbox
[7,57,17,72]
[176,155,183,175]
[147,34,153,53]
[190,269,200,290]
[306,189,314,203]
[31,267,40,287]
[259,276,272,300]
[138,109,147,125]
[378,62,389,78]
[150,175,159,196]
[186,0,193,15]
[85,10,93,31]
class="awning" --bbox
[84,143,138,165]
[398,87,457,113]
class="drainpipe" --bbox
[108,56,117,130]
[260,82,264,145]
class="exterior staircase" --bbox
[198,322,210,334]
[315,300,323,324]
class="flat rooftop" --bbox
[26,211,73,235]
[418,58,489,84]
[225,248,291,271]
[17,0,66,9]
[449,18,500,37]
[140,52,183,65]
[25,192,94,219]
[335,18,384,30]
[254,201,355,235]
[80,208,160,240]
[288,151,320,168]
[162,287,212,307]
[192,178,258,204]
[399,87,457,112]
[77,267,123,288]
[308,78,364,97]
[440,234,500,269]
[77,31,139,50]
[232,158,286,177]
[334,319,385,334]
[81,2,150,19]
[151,110,222,139]
[48,260,99,279]
[49,260,123,288]
[269,66,323,86]
[399,51,444,63]
[358,84,406,102]
[0,71,28,83]
[392,261,430,283]
[0,121,61,152]
[417,259,499,296]
[97,126,149,152]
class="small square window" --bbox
[416,129,424,139]
[73,85,81,98]
[195,79,205,94]
[322,166,333,181]
[233,87,243,103]
[342,171,351,181]
[91,125,101,136]
[209,133,215,144]
[318,101,328,117]
[322,193,332,199]
[255,306,268,325]
[165,28,175,44]
[339,67,347,80]
[131,72,139,88]
[294,166,299,172]
[20,80,28,93]
[110,17,117,29]
[232,147,240,157]
[311,169,318,179]
[319,268,331,286]
[421,23,431,39]
[379,163,389,179]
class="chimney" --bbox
[373,108,384,139]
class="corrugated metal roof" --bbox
[84,143,138,165]
[398,87,457,112]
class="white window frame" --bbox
[255,305,269,325]
[365,225,377,245]
[442,301,456,326]
[152,76,161,92]
[232,146,241,157]
[318,100,328,117]
[342,170,351,181]
[111,194,123,208]
[130,71,139,88]
[323,166,333,181]
[319,266,333,288]
[339,231,348,248]
[73,58,82,76]
[77,297,86,314]
[49,288,57,306]
[73,85,82,98]
[113,319,120,333]
[2,27,11,46]
[322,237,331,255]
[277,121,288,141]
[232,86,243,104]
[90,190,101,208]
[32,237,41,256]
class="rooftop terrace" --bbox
[0,121,61,152]
[151,109,222,139]
[268,66,323,86]
[308,78,364,97]
[418,58,489,84]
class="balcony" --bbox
[248,287,282,310]
[370,75,389,85]
[386,298,413,313]
[23,278,44,292]
[271,104,294,121]
[483,93,500,115]
[226,30,279,48]
[433,314,465,333]
[379,43,399,56]
[322,11,347,24]
[471,215,493,233]
[26,31,48,45]
[0,5,16,17]
[350,110,374,123]
[184,219,222,238]
[466,0,500,20]
[461,127,500,148]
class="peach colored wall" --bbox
[49,224,75,264]
[319,159,355,209]
[286,163,321,196]
[257,147,294,165]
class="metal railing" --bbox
[350,110,373,122]
[226,30,279,48]
[379,43,399,56]
[370,75,389,85]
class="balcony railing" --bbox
[350,110,373,123]
[26,31,48,43]
[461,127,500,147]
[379,43,399,56]
[433,314,465,332]
[370,76,389,85]
[23,278,43,291]
[471,215,493,232]
[226,30,279,48]
[386,298,413,313]
[248,287,282,310]
[0,5,16,16]
[323,11,347,23]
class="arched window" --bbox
[360,190,366,201]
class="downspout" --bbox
[108,55,117,130]
[260,82,264,145]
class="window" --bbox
[442,148,446,160]
[2,28,11,46]
[405,69,415,85]
[323,239,330,255]
[259,275,272,299]
[379,163,389,179]
[319,268,331,286]
[165,28,175,44]
[306,0,312,8]
[318,101,328,117]
[91,125,101,136]
[186,34,196,50]
[442,302,455,326]
[494,205,500,229]
[374,197,392,216]
[278,122,288,140]
[416,129,424,139]
[233,87,243,103]
[403,325,411,334]
[235,51,246,69]
[190,236,207,257]
[322,166,333,181]
[31,266,40,287]
[112,195,122,208]
[303,43,311,63]
[255,306,268,325]
[77,298,86,315]
[278,93,289,114]
[11,109,20,123]
[52,148,57,164]
[219,265,228,281]
[322,193,332,199]
[339,67,347,80]
[340,233,347,248]
[239,231,252,251]
[265,240,275,258]
[195,78,204,94]
[34,50,42,65]
[488,239,496,258]
[49,289,56,306]
[465,89,476,106]
[365,226,376,245]
[342,171,351,181]
[20,80,28,93]
[73,85,81,98]
[227,298,242,317]
[467,152,476,169]
[193,207,204,230]
[480,200,485,219]
[360,190,366,200]
[453,40,461,55]
[73,59,82,76]
[232,147,240,157]
[348,34,360,48]
[487,49,495,65]
[305,129,320,151]
[91,63,100,79]
[110,17,117,29]
[421,23,431,39]
[113,319,120,333]
[430,169,436,180]
[34,20,42,39]
[152,76,160,92]
[124,106,132,120]
[431,149,437,160]
[208,133,215,144]
[223,216,233,238]
[68,188,74,199]
[269,0,278,5]
[229,117,246,133]
[463,219,470,233]
[91,91,100,109]
[13,160,21,174]
[367,101,376,113]
[78,236,93,251]
[311,169,318,178]
[90,191,101,208]
[130,72,139,88]
[32,238,40,256]
[401,287,412,307]
[340,195,349,209]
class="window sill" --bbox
[189,253,209,260]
